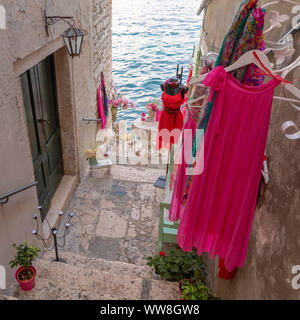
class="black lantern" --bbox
[61,27,86,58]
[44,10,87,58]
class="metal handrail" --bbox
[82,118,102,124]
[0,181,38,205]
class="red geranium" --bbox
[159,251,166,257]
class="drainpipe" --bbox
[197,0,212,16]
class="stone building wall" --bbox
[0,0,112,289]
[93,0,113,87]
[200,0,300,300]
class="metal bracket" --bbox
[44,10,75,37]
[82,118,102,125]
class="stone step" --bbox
[9,258,179,300]
[41,250,156,280]
[0,294,19,300]
[111,165,166,184]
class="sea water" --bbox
[112,0,202,127]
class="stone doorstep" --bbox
[9,258,179,301]
[41,250,154,280]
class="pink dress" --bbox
[177,66,280,272]
[169,111,197,221]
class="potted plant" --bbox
[147,248,207,283]
[179,280,220,300]
[146,99,161,122]
[108,83,135,123]
[84,144,99,167]
[9,242,40,291]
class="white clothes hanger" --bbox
[187,95,206,107]
[189,50,300,102]
[262,0,299,9]
[264,45,290,55]
[274,57,300,105]
[276,56,300,74]
[262,152,269,184]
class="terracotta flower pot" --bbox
[15,266,36,291]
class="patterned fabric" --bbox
[200,0,261,132]
[231,7,266,85]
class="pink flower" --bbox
[141,112,146,117]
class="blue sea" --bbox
[112,0,202,127]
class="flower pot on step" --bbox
[15,266,36,291]
[88,157,98,167]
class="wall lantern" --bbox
[44,10,87,58]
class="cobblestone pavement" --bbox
[59,165,166,266]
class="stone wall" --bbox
[0,0,112,289]
[93,0,113,87]
[200,0,300,300]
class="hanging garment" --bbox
[231,7,266,86]
[169,64,206,191]
[101,73,109,119]
[169,63,212,192]
[199,0,261,132]
[177,66,280,272]
[169,109,198,221]
[157,85,185,150]
[182,2,266,214]
[97,85,107,130]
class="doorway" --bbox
[21,55,64,220]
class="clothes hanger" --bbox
[275,59,300,109]
[262,0,299,8]
[262,152,269,184]
[264,45,290,55]
[276,55,300,74]
[281,120,300,140]
[190,50,300,102]
[187,95,206,106]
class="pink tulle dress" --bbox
[169,111,197,221]
[177,66,280,272]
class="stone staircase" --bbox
[7,165,179,300]
[9,252,179,300]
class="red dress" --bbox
[157,85,185,150]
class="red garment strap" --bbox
[253,51,292,84]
